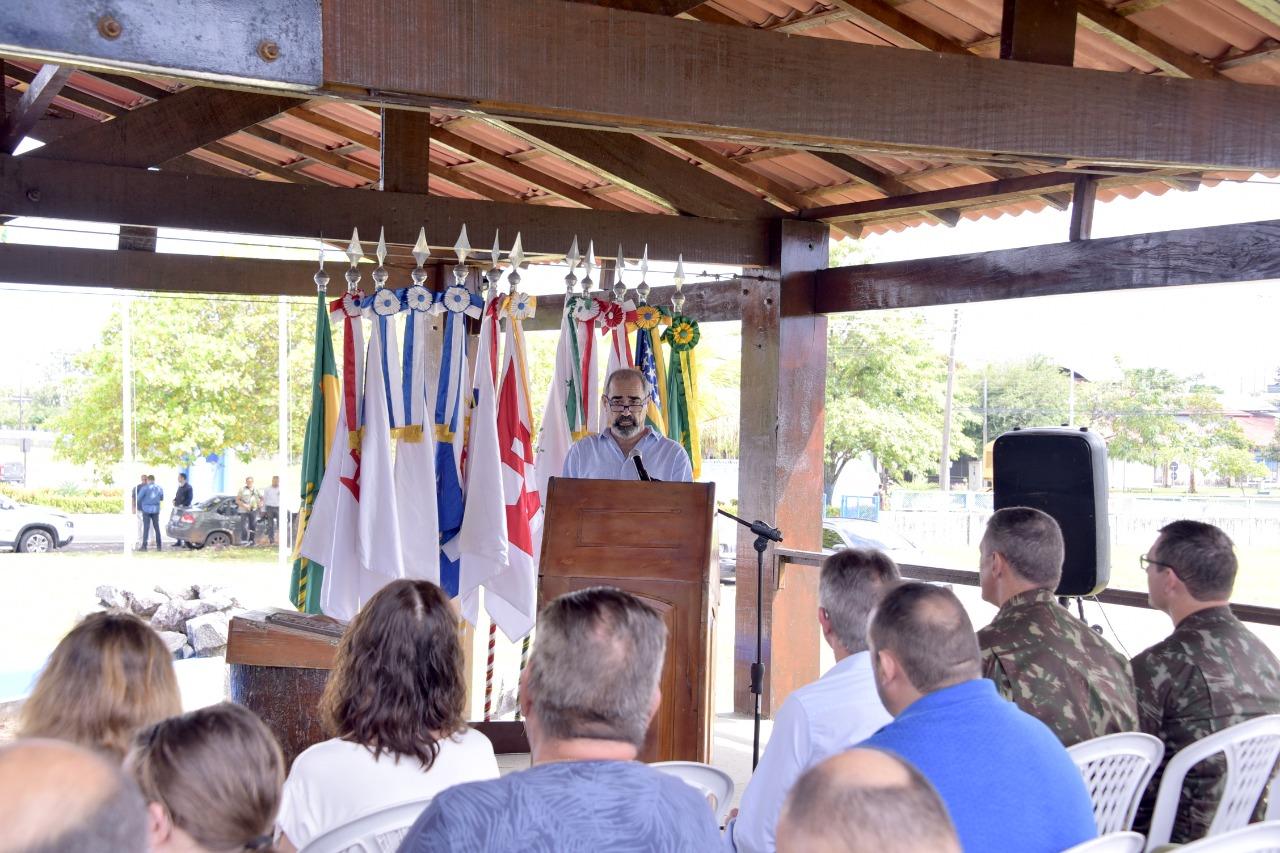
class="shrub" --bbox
[0,485,123,514]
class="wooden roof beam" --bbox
[2,64,72,153]
[1000,0,1077,66]
[801,171,1080,223]
[240,125,378,184]
[201,140,324,184]
[567,0,706,13]
[825,0,971,54]
[1075,0,1222,80]
[381,107,430,194]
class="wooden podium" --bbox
[540,476,718,763]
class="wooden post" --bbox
[380,107,431,195]
[1069,176,1098,242]
[1000,0,1078,66]
[735,219,829,716]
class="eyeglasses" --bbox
[1139,555,1177,573]
[606,397,646,412]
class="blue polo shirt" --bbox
[861,678,1096,853]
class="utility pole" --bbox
[940,308,960,493]
[2,393,31,485]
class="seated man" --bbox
[977,506,1139,745]
[862,581,1096,853]
[0,738,148,852]
[400,586,720,852]
[1132,520,1280,843]
[776,748,959,853]
[563,367,692,481]
[726,548,898,852]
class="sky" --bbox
[2,168,1280,396]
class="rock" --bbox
[150,602,186,633]
[180,644,195,659]
[198,592,235,613]
[154,583,196,601]
[126,590,165,618]
[193,583,226,599]
[185,612,230,655]
[95,585,127,610]
[155,630,187,656]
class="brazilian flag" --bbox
[662,314,702,480]
[289,291,339,613]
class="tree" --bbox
[52,296,318,480]
[962,355,1071,448]
[1084,366,1186,483]
[1176,386,1236,494]
[1209,444,1268,493]
[824,313,974,501]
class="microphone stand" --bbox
[716,506,782,770]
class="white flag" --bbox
[395,307,441,582]
[458,297,508,620]
[357,308,405,577]
[535,307,577,501]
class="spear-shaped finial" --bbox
[612,243,627,301]
[314,245,330,293]
[508,232,525,291]
[483,230,502,297]
[672,253,686,313]
[411,226,429,287]
[637,243,651,303]
[372,227,389,289]
[344,227,363,293]
[564,236,580,293]
[453,225,471,287]
[581,240,596,293]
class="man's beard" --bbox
[611,413,643,438]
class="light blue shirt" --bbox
[562,428,693,482]
[725,652,892,853]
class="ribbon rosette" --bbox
[570,296,602,322]
[405,285,433,313]
[662,314,701,352]
[341,292,364,318]
[633,304,664,331]
[442,285,473,314]
[372,288,402,316]
[503,292,537,320]
[598,301,625,330]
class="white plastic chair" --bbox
[1146,715,1280,851]
[1177,821,1280,852]
[650,760,735,825]
[1062,831,1146,853]
[300,799,432,853]
[1068,732,1165,833]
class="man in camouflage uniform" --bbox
[977,507,1139,746]
[1132,520,1280,843]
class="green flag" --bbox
[289,292,339,613]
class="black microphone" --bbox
[632,454,652,481]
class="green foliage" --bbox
[1208,446,1268,493]
[0,485,122,513]
[962,356,1071,447]
[1082,366,1186,473]
[50,297,318,479]
[824,313,974,499]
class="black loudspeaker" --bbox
[993,427,1110,597]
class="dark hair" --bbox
[1155,520,1238,600]
[819,549,900,654]
[780,749,958,853]
[869,582,981,693]
[129,704,283,853]
[526,586,667,748]
[178,473,187,481]
[20,611,182,761]
[321,579,466,767]
[983,507,1064,588]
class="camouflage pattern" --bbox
[978,588,1140,747]
[1132,606,1280,843]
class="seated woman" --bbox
[19,610,182,761]
[277,579,499,850]
[128,702,284,853]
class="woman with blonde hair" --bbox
[20,610,182,761]
[277,579,498,850]
[128,702,284,852]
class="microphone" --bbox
[632,454,652,482]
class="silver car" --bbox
[166,495,249,548]
[0,494,75,552]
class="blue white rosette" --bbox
[405,285,433,313]
[372,287,403,317]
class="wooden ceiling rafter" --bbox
[2,63,71,153]
[1075,0,1222,79]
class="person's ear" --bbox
[817,607,832,634]
[646,687,662,724]
[518,668,533,719]
[147,802,173,849]
[876,648,899,685]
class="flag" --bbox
[601,298,637,380]
[289,290,339,613]
[334,291,367,446]
[395,283,441,582]
[357,290,405,577]
[485,291,542,640]
[633,304,668,434]
[535,302,578,500]
[663,314,703,480]
[433,281,484,596]
[458,295,508,619]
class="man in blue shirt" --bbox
[400,587,720,852]
[861,582,1096,853]
[562,368,692,482]
[138,475,164,552]
[726,548,898,852]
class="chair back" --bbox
[1062,831,1146,853]
[1146,715,1280,851]
[1068,732,1165,833]
[650,760,735,825]
[300,799,432,853]
[1176,820,1280,852]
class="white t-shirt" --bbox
[277,729,499,848]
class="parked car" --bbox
[822,518,925,566]
[0,494,75,552]
[166,495,247,548]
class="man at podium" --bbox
[563,368,692,482]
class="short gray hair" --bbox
[982,507,1064,589]
[526,586,667,748]
[869,582,981,694]
[819,549,900,654]
[604,367,653,401]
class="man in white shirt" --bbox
[262,475,281,546]
[562,368,692,482]
[725,548,899,853]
